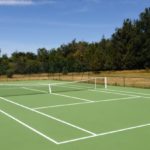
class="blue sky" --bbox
[0,0,149,56]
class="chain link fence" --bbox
[0,72,150,88]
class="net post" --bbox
[48,84,52,94]
[104,77,107,89]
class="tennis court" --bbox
[0,78,150,150]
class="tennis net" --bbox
[49,77,107,93]
[0,77,107,97]
[0,83,49,97]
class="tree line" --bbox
[0,8,150,77]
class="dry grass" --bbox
[0,70,150,88]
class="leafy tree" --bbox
[0,7,149,75]
[0,54,9,75]
[37,48,49,72]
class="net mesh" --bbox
[50,77,107,93]
[0,83,49,97]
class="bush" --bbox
[6,70,14,78]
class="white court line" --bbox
[96,96,141,102]
[90,89,138,97]
[0,109,59,144]
[33,101,91,110]
[106,89,150,96]
[0,97,96,136]
[142,96,150,98]
[1,104,150,145]
[58,122,150,144]
[91,89,150,99]
[33,96,140,110]
[21,86,94,103]
[51,93,94,102]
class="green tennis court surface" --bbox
[0,80,150,150]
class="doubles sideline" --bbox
[0,109,59,144]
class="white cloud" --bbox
[0,0,55,6]
[0,0,33,5]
